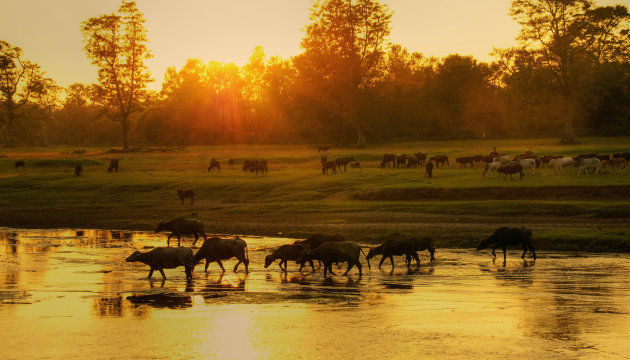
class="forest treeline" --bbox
[1,0,629,148]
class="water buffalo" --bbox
[381,154,396,168]
[335,157,356,172]
[299,241,370,276]
[14,161,25,169]
[322,158,336,174]
[476,226,536,263]
[74,164,83,177]
[264,243,314,272]
[108,159,119,172]
[126,247,195,280]
[193,237,249,273]
[295,234,346,250]
[408,236,435,262]
[177,189,196,205]
[208,158,221,172]
[366,238,420,269]
[429,155,449,168]
[425,161,434,178]
[155,217,207,246]
[414,152,427,165]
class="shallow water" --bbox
[1,228,629,359]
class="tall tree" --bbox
[509,0,630,143]
[81,0,153,150]
[33,77,62,146]
[0,41,43,147]
[294,0,392,146]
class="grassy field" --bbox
[1,137,630,251]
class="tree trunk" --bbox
[121,116,130,150]
[356,127,366,148]
[559,94,579,145]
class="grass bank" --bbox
[1,137,629,252]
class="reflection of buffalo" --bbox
[156,217,207,246]
[177,189,196,205]
[477,226,536,263]
[265,243,314,272]
[194,237,249,273]
[74,164,83,177]
[108,159,119,172]
[126,246,195,280]
[299,241,370,276]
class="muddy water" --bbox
[1,229,629,359]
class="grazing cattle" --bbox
[366,238,420,269]
[414,152,427,165]
[425,161,434,178]
[208,158,221,172]
[612,152,630,161]
[514,158,536,176]
[482,162,502,177]
[295,234,346,250]
[406,157,419,168]
[395,154,408,168]
[126,247,195,280]
[177,189,196,205]
[322,160,336,174]
[381,154,396,168]
[456,156,475,168]
[607,158,627,171]
[74,164,83,177]
[549,157,575,175]
[254,160,269,176]
[476,226,536,263]
[497,163,524,180]
[299,241,370,276]
[193,237,249,273]
[335,157,356,172]
[155,217,207,246]
[14,161,25,169]
[540,155,562,168]
[228,158,234,167]
[264,243,314,272]
[577,157,602,176]
[242,159,255,172]
[318,145,330,152]
[429,155,449,168]
[350,162,361,171]
[108,159,119,173]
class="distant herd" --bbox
[125,216,536,280]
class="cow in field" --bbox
[577,157,602,176]
[476,227,536,263]
[155,217,207,246]
[14,161,25,169]
[74,164,83,177]
[208,158,221,172]
[497,163,524,180]
[514,158,536,176]
[108,159,119,172]
[482,162,502,177]
[177,189,196,205]
[429,155,449,168]
[335,157,356,172]
[381,154,396,168]
[549,157,575,175]
[414,152,427,165]
[425,161,434,178]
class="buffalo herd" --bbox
[128,218,536,280]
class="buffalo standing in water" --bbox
[155,217,207,246]
[126,247,195,280]
[477,226,536,263]
[264,243,314,272]
[299,241,370,276]
[193,237,250,273]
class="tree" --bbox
[294,0,392,146]
[33,77,63,146]
[81,0,153,150]
[0,41,43,147]
[509,0,630,143]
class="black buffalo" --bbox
[476,227,536,263]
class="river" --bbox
[1,228,629,359]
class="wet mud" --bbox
[1,228,629,359]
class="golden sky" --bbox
[1,0,627,90]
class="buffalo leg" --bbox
[193,234,199,246]
[412,252,421,268]
[148,269,154,278]
[177,235,181,247]
[279,261,286,271]
[215,259,226,272]
[356,261,362,276]
[389,256,395,269]
[530,246,536,260]
[521,244,528,259]
[344,262,354,275]
[167,234,173,246]
[503,246,507,263]
[159,269,167,279]
[378,256,387,268]
[205,259,212,273]
[309,260,315,272]
[492,246,497,258]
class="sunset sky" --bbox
[1,0,627,90]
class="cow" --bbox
[429,155,449,168]
[228,158,234,167]
[495,155,512,165]
[408,236,436,263]
[208,158,221,172]
[155,217,207,246]
[299,241,370,277]
[193,237,249,273]
[514,158,536,176]
[335,157,356,172]
[322,160,336,174]
[476,226,536,263]
[414,152,427,165]
[540,155,563,168]
[74,164,83,177]
[456,156,475,168]
[177,189,196,205]
[395,154,408,168]
[425,161,434,178]
[14,161,25,169]
[577,157,602,176]
[349,162,361,171]
[549,157,575,175]
[126,247,195,280]
[381,154,396,168]
[497,163,524,180]
[366,238,420,269]
[108,159,119,173]
[254,160,269,176]
[482,162,502,177]
[264,243,314,272]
